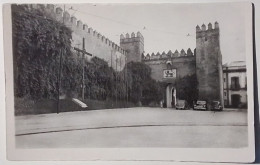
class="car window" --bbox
[178,100,185,104]
[212,101,219,105]
[197,101,206,104]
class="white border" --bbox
[2,0,256,163]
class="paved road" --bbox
[15,107,248,148]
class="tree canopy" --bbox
[125,61,163,105]
[12,4,73,99]
[176,74,198,106]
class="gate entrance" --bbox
[166,85,176,108]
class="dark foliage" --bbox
[176,74,198,106]
[84,57,115,100]
[125,62,163,105]
[12,4,73,99]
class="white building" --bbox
[223,61,247,108]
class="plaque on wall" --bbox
[163,69,177,78]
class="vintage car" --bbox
[176,100,189,110]
[193,100,207,110]
[211,101,223,111]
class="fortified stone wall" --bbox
[143,49,196,81]
[196,22,223,104]
[30,4,127,71]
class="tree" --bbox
[12,4,73,99]
[176,74,198,106]
[84,57,114,100]
[125,62,163,105]
[141,79,164,105]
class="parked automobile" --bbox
[211,101,223,111]
[193,100,207,110]
[176,100,189,110]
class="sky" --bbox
[60,2,247,64]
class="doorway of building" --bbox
[171,88,175,108]
[166,85,176,108]
[231,94,241,108]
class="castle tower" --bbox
[120,32,144,63]
[196,22,224,107]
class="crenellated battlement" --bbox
[28,4,127,55]
[143,48,194,61]
[196,22,219,32]
[196,22,219,39]
[120,32,144,44]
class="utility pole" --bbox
[119,56,122,101]
[82,38,85,100]
[124,56,126,108]
[57,4,66,114]
[57,49,63,114]
[120,56,122,71]
[110,50,113,108]
[125,56,128,107]
[74,43,92,101]
[111,50,113,69]
[115,55,118,107]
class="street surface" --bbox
[15,107,248,148]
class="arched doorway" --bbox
[166,85,176,108]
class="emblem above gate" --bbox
[163,69,176,78]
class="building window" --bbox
[231,77,240,90]
[224,92,226,96]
